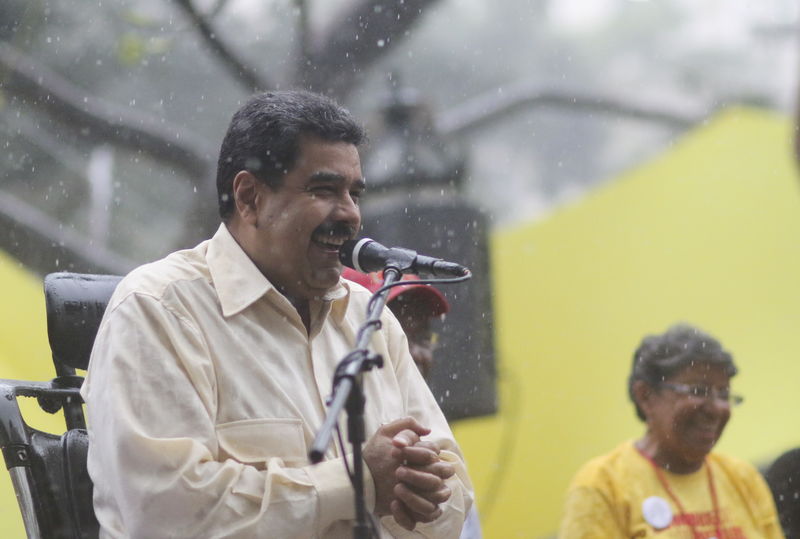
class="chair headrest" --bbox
[44,273,123,372]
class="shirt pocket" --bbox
[216,418,307,469]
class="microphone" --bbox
[339,238,470,277]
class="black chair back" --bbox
[0,272,121,539]
[45,273,124,373]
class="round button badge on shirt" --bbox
[642,496,673,530]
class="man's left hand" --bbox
[389,435,455,530]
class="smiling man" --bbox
[81,91,473,538]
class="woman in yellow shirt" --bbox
[559,323,783,538]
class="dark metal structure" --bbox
[361,85,498,420]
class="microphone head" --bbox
[338,239,358,269]
[338,238,377,273]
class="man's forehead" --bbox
[290,137,364,182]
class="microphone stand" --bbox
[309,266,403,539]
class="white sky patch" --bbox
[672,0,798,46]
[671,0,760,50]
[224,0,279,20]
[547,0,620,33]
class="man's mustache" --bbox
[313,221,357,239]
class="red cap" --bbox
[342,268,449,316]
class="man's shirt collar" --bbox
[207,223,349,321]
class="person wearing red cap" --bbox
[341,268,449,379]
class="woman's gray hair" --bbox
[627,323,737,421]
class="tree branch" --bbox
[304,0,442,99]
[436,81,708,138]
[0,189,136,276]
[0,41,215,180]
[208,0,232,18]
[1,110,88,180]
[170,0,271,92]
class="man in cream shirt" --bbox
[81,90,473,538]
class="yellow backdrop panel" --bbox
[0,253,64,537]
[452,107,800,538]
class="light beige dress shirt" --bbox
[81,224,473,538]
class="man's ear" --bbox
[232,171,260,226]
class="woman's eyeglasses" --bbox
[659,383,744,406]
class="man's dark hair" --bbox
[216,90,367,221]
[627,323,737,421]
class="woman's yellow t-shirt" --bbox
[559,441,784,538]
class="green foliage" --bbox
[117,32,147,66]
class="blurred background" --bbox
[2,0,800,537]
